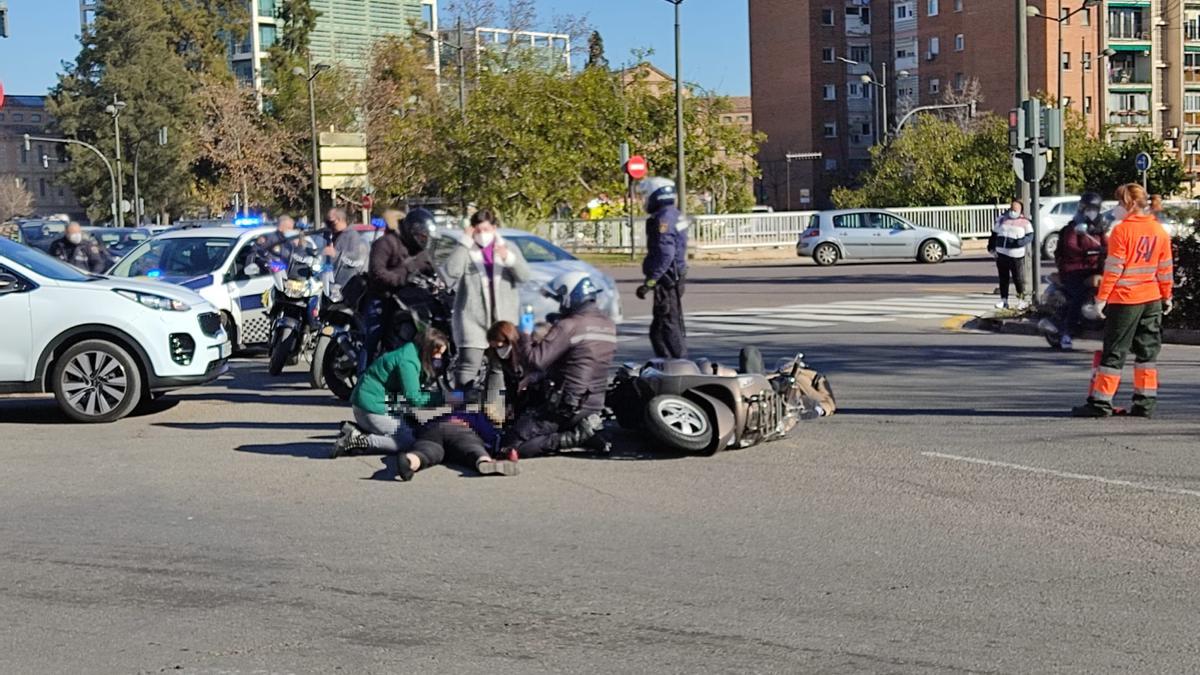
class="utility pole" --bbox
[104,96,126,227]
[293,57,329,228]
[667,0,686,213]
[456,19,467,122]
[880,61,889,141]
[1015,0,1030,210]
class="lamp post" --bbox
[839,57,908,142]
[664,0,686,213]
[1028,0,1102,196]
[292,59,330,228]
[25,134,117,226]
[103,96,126,227]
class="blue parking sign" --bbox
[1135,152,1152,172]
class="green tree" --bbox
[48,0,245,221]
[832,114,1012,208]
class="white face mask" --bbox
[474,230,495,248]
[68,233,83,245]
[1007,210,1020,220]
[495,344,512,359]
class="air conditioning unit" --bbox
[925,51,937,61]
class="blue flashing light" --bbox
[371,216,386,229]
[234,216,263,227]
[146,269,163,278]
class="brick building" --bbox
[0,95,83,219]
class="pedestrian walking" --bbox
[1072,183,1174,418]
[636,176,689,358]
[443,208,531,390]
[989,200,1034,310]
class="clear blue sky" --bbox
[0,0,749,96]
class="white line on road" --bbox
[921,451,1200,499]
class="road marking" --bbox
[921,451,1200,499]
[941,315,974,331]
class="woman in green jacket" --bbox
[332,328,450,457]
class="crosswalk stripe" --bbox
[685,315,836,328]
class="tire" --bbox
[221,312,240,353]
[644,394,714,453]
[812,242,840,267]
[309,334,330,390]
[52,339,143,423]
[1042,231,1059,260]
[268,327,295,376]
[322,339,357,401]
[918,239,947,264]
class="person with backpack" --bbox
[989,200,1034,310]
[1053,192,1108,350]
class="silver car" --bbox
[429,228,623,323]
[796,209,963,266]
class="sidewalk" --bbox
[967,313,1200,346]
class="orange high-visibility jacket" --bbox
[1096,212,1173,306]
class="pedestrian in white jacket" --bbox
[989,200,1034,309]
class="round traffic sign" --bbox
[361,194,374,211]
[1135,152,1152,172]
[625,155,648,180]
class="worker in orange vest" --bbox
[1072,183,1174,418]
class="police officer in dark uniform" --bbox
[49,221,109,273]
[635,176,688,358]
[251,215,297,269]
[500,271,618,458]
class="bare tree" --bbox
[0,176,35,223]
[940,77,985,132]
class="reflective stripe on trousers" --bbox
[1089,366,1122,402]
[1133,363,1159,397]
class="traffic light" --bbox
[1042,108,1063,149]
[1022,98,1041,141]
[1008,109,1026,151]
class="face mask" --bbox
[495,345,512,359]
[67,233,83,245]
[1083,208,1100,222]
[1007,210,1020,219]
[474,230,495,248]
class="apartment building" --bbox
[0,96,84,219]
[749,0,1200,208]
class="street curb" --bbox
[966,315,1200,346]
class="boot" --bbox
[331,428,370,458]
[554,413,603,450]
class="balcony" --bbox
[1185,112,1200,126]
[1108,110,1152,127]
[1107,52,1152,87]
[1107,8,1150,43]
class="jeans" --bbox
[353,405,415,453]
[995,254,1025,301]
[1057,271,1091,337]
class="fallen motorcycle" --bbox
[1037,272,1104,348]
[606,349,834,454]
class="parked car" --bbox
[106,225,287,350]
[17,219,69,253]
[82,226,164,263]
[1036,196,1117,258]
[427,228,623,323]
[796,209,962,266]
[0,237,230,422]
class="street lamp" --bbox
[416,19,468,122]
[1028,0,1102,196]
[131,126,168,226]
[103,96,126,227]
[839,56,908,143]
[292,60,330,228]
[664,0,686,214]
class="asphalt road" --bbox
[3,258,1200,674]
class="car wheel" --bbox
[918,239,947,264]
[221,312,240,353]
[644,394,713,453]
[52,339,143,423]
[1042,232,1059,259]
[812,243,840,267]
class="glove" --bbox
[1095,300,1107,319]
[635,285,649,300]
[1165,298,1174,315]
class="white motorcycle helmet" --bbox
[636,176,677,214]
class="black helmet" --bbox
[1079,192,1103,210]
[400,208,436,253]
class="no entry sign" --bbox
[625,155,647,180]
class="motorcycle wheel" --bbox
[309,334,330,390]
[268,327,296,376]
[644,394,713,453]
[322,339,357,401]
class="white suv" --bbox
[0,239,231,423]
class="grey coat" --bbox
[443,232,532,349]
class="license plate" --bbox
[321,325,335,336]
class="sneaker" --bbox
[476,458,520,476]
[994,300,1009,309]
[1014,300,1029,311]
[1060,335,1073,351]
[1071,404,1111,418]
[331,427,369,458]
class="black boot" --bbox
[554,414,603,450]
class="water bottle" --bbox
[519,304,535,334]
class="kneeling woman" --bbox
[333,328,449,457]
[395,411,519,481]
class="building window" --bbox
[928,0,939,17]
[954,73,965,91]
[821,8,835,26]
[1085,96,1093,114]
[897,4,910,19]
[822,47,836,63]
[39,179,47,198]
[12,113,23,122]
[954,0,962,11]
[258,0,277,18]
[1061,7,1071,25]
[954,34,964,51]
[1062,51,1071,71]
[823,84,837,100]
[849,46,871,62]
[823,122,837,138]
[31,114,42,123]
[1081,8,1091,26]
[848,82,861,98]
[1082,51,1092,70]
[929,78,941,95]
[824,158,838,171]
[259,25,277,50]
[929,37,940,55]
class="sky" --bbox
[0,0,749,97]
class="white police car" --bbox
[108,224,281,350]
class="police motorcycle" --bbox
[262,236,324,375]
[606,348,835,454]
[310,264,370,399]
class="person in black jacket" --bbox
[48,222,109,273]
[366,208,438,354]
[500,271,617,458]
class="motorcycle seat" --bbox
[646,358,702,376]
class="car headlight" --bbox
[114,289,191,311]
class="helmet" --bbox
[637,176,677,213]
[400,208,437,253]
[1079,192,1103,210]
[542,270,602,314]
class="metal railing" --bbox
[539,204,1003,253]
